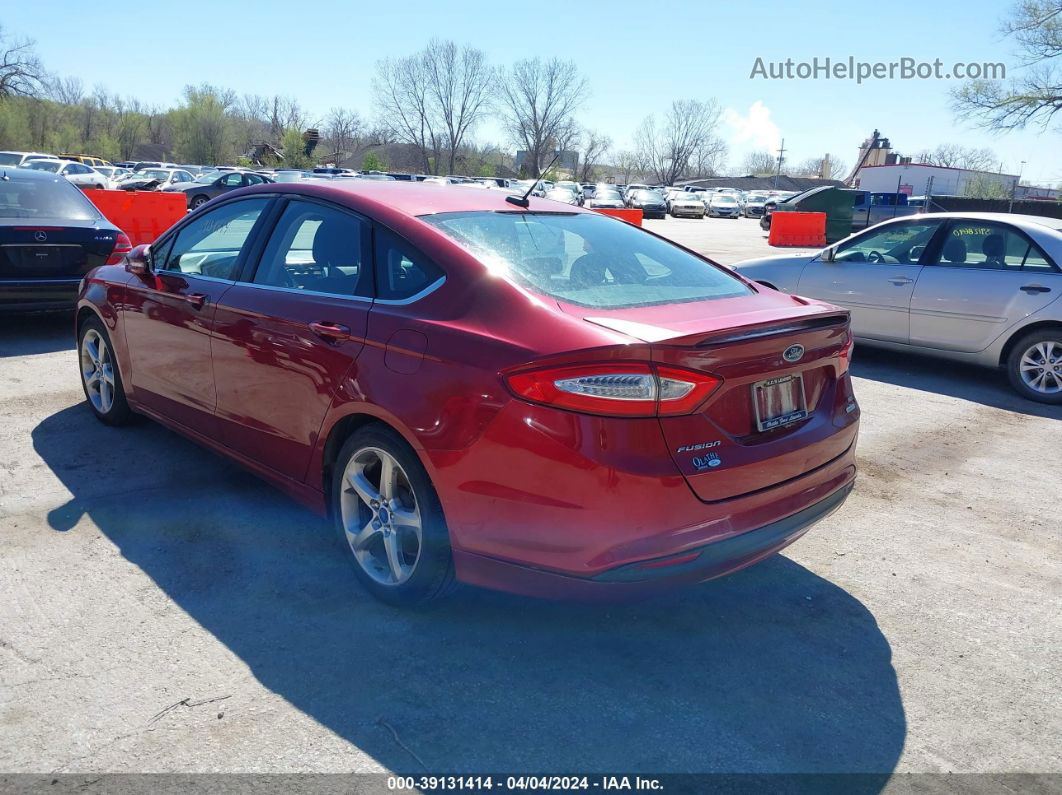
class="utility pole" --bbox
[773,139,786,189]
[1008,160,1027,213]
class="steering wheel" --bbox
[866,251,885,263]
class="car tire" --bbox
[331,424,456,606]
[191,195,209,209]
[78,316,134,426]
[1006,329,1062,404]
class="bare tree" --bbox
[796,155,848,179]
[635,99,725,185]
[422,40,493,174]
[267,95,304,141]
[952,0,1062,130]
[0,26,46,98]
[497,57,588,177]
[374,53,443,173]
[48,76,84,105]
[578,129,611,183]
[739,150,779,176]
[322,107,365,166]
[614,150,648,184]
[916,144,998,170]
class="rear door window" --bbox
[931,221,1057,271]
[251,199,371,297]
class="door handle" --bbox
[309,321,352,341]
[887,277,913,285]
[184,293,208,309]
[1020,284,1051,294]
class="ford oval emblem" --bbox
[783,344,805,363]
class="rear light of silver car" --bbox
[505,363,722,417]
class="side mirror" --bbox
[820,246,836,263]
[126,244,153,275]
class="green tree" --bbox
[280,127,314,169]
[361,151,387,171]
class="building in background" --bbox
[854,163,1019,197]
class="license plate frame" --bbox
[751,373,809,432]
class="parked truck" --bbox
[760,186,921,242]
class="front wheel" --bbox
[190,195,209,209]
[331,425,455,606]
[1007,330,1062,404]
[78,317,134,425]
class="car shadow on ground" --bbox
[0,312,75,358]
[851,345,1062,420]
[33,404,905,783]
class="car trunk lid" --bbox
[0,219,116,279]
[574,292,858,502]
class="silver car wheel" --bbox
[339,446,423,586]
[80,328,115,414]
[1019,340,1062,394]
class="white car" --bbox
[732,212,1062,403]
[669,193,707,218]
[0,151,56,167]
[706,193,741,218]
[119,167,196,189]
[91,165,132,188]
[21,159,108,190]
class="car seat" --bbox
[982,234,1006,267]
[942,238,967,265]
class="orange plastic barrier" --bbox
[592,208,643,227]
[768,211,826,247]
[85,190,187,246]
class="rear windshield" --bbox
[422,211,750,309]
[24,160,61,173]
[0,175,102,220]
[0,153,24,166]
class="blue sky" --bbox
[6,0,1059,185]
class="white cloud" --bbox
[723,101,781,152]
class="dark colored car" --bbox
[167,171,273,209]
[76,182,858,605]
[1,169,128,311]
[627,189,668,219]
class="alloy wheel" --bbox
[80,328,116,414]
[1019,340,1062,395]
[339,447,423,586]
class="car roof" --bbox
[254,181,595,218]
[880,211,1062,234]
[0,167,65,180]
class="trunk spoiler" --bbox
[584,307,850,347]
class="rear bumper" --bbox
[453,480,854,600]
[0,278,81,311]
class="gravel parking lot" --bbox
[1,216,1059,778]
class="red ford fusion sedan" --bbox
[76,181,858,604]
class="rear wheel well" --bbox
[321,413,397,511]
[999,321,1062,366]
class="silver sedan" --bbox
[732,212,1062,403]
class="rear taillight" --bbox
[838,332,854,374]
[105,232,132,265]
[505,363,721,417]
